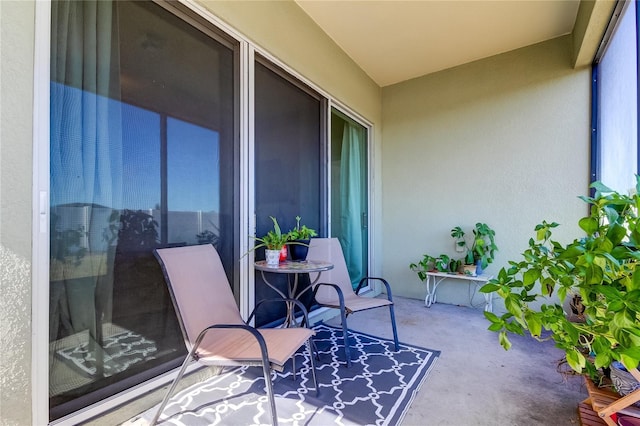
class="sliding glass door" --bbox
[49,1,238,419]
[331,109,369,288]
[47,1,372,419]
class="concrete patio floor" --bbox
[324,295,587,426]
[106,295,587,426]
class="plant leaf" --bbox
[498,331,512,351]
[579,217,598,235]
[523,269,541,286]
[566,348,586,372]
[525,311,542,337]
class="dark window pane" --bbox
[254,61,322,326]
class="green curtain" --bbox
[339,120,367,288]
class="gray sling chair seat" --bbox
[151,244,318,426]
[307,238,399,368]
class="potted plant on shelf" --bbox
[287,216,317,261]
[451,223,498,276]
[410,253,461,279]
[480,177,640,388]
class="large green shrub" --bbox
[481,177,640,377]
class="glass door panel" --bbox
[49,0,237,419]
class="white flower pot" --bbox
[265,249,280,266]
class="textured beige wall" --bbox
[0,1,35,425]
[382,36,591,310]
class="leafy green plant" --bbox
[410,253,460,278]
[451,223,498,269]
[196,229,219,245]
[288,216,317,241]
[481,178,640,378]
[250,216,290,251]
[244,216,310,257]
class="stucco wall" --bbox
[0,1,35,425]
[382,35,591,311]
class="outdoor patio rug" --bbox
[135,323,440,426]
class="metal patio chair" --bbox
[307,238,399,367]
[150,244,317,425]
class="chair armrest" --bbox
[248,298,311,328]
[312,282,346,306]
[357,277,394,301]
[191,323,269,360]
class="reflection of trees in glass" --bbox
[196,229,218,245]
[196,219,220,246]
[115,209,159,251]
[50,212,87,264]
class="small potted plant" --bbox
[410,253,461,278]
[287,216,317,261]
[247,216,290,266]
[451,223,498,276]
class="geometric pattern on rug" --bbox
[138,323,440,426]
[56,327,157,378]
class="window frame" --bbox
[591,0,640,191]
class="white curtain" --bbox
[49,0,122,393]
[51,0,122,209]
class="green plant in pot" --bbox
[480,177,640,386]
[246,216,291,266]
[287,216,317,261]
[451,223,498,275]
[410,253,461,278]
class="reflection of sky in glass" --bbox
[121,103,161,210]
[51,83,220,213]
[168,118,219,212]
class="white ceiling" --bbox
[295,0,582,87]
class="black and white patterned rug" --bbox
[136,323,440,426]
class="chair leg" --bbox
[389,304,399,351]
[150,354,194,425]
[339,306,352,368]
[292,354,297,381]
[261,361,278,426]
[311,338,321,361]
[307,338,320,396]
